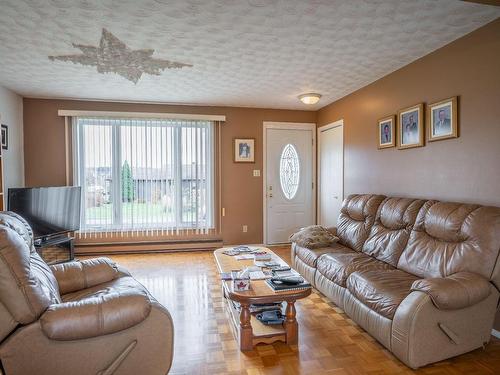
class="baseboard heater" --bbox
[75,238,223,256]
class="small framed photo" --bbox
[427,96,458,142]
[234,138,255,163]
[397,103,424,149]
[377,115,395,149]
[1,125,8,150]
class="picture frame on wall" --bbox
[427,96,458,142]
[234,138,255,163]
[377,115,396,149]
[1,124,7,150]
[397,103,424,149]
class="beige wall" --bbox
[23,99,316,245]
[318,18,500,207]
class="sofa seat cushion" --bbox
[317,252,394,287]
[295,242,353,268]
[347,269,419,319]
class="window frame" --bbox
[73,117,215,233]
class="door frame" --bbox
[262,121,317,245]
[317,119,344,225]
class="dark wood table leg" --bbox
[284,300,298,345]
[239,303,253,351]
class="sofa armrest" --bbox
[411,272,491,310]
[40,289,152,340]
[50,257,119,294]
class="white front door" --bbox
[264,123,315,244]
[318,120,344,227]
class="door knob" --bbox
[334,196,338,199]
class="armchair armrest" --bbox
[40,289,152,340]
[50,257,119,294]
[411,272,491,310]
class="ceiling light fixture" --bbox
[298,93,321,105]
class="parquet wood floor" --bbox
[96,247,500,375]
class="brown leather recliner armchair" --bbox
[0,212,174,375]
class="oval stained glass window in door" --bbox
[279,144,300,200]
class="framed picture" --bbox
[234,138,255,163]
[1,125,7,150]
[427,96,458,142]
[397,103,424,149]
[377,115,395,149]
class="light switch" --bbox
[242,225,248,233]
[253,169,261,177]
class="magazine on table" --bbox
[266,269,312,292]
[222,245,257,256]
[232,300,284,314]
[265,278,312,292]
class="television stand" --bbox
[34,234,75,265]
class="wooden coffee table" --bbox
[213,247,311,351]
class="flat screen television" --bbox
[8,186,81,239]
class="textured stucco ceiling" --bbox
[0,0,498,110]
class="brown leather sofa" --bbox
[292,194,500,368]
[0,212,174,375]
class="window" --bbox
[73,117,214,234]
[279,143,300,200]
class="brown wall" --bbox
[23,99,315,245]
[318,18,500,207]
[317,18,500,331]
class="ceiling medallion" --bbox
[49,28,192,84]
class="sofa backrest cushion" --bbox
[337,194,385,252]
[363,197,426,266]
[0,211,34,250]
[0,212,61,326]
[398,201,500,288]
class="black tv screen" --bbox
[8,187,81,239]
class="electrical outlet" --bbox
[242,225,248,233]
[253,169,261,177]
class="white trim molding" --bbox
[492,329,500,339]
[58,110,226,122]
[317,119,344,225]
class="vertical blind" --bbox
[73,117,215,237]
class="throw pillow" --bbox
[289,225,339,249]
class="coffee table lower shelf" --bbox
[222,292,287,349]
